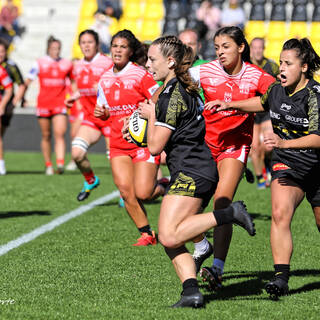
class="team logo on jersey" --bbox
[224,92,232,103]
[272,163,290,171]
[280,103,291,112]
[123,79,135,89]
[163,85,172,94]
[313,85,320,93]
[226,82,234,91]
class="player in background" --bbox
[212,37,320,300]
[0,38,23,175]
[137,35,255,307]
[65,58,83,171]
[188,26,275,288]
[94,29,165,246]
[65,29,113,201]
[250,37,279,188]
[23,36,73,175]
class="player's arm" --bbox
[138,99,172,155]
[207,96,264,112]
[65,80,80,108]
[264,132,320,149]
[94,83,110,120]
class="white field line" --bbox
[0,190,120,257]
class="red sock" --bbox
[83,170,95,184]
[45,161,53,168]
[56,159,64,167]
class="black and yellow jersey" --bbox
[259,57,279,78]
[155,77,217,182]
[0,58,24,101]
[261,79,320,175]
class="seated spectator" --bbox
[221,0,246,29]
[90,12,111,54]
[97,0,122,20]
[196,0,221,39]
[0,0,21,40]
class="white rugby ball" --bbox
[128,110,148,147]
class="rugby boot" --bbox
[230,201,256,236]
[200,266,223,291]
[133,231,157,246]
[265,277,289,300]
[77,176,100,201]
[171,291,204,308]
[192,242,213,274]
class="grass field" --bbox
[0,151,319,319]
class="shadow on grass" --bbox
[0,210,51,218]
[250,212,271,221]
[201,269,320,303]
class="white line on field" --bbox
[0,190,120,257]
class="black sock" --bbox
[274,264,290,283]
[182,278,199,296]
[213,206,234,226]
[256,174,263,180]
[138,225,152,236]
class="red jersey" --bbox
[72,53,113,116]
[27,56,73,109]
[0,65,12,99]
[190,60,275,151]
[97,62,159,149]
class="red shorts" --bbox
[68,105,84,123]
[81,113,111,137]
[110,146,161,164]
[210,144,251,164]
[37,106,67,118]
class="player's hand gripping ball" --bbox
[128,85,163,147]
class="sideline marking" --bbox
[0,190,120,256]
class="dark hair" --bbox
[282,38,320,79]
[0,38,9,51]
[111,29,146,64]
[214,26,251,63]
[152,35,198,95]
[78,29,100,46]
[46,35,61,54]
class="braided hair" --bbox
[282,38,320,79]
[152,35,198,95]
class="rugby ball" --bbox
[128,110,148,147]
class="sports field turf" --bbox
[0,152,319,319]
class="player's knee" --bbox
[271,207,289,226]
[71,137,88,162]
[135,188,152,201]
[158,230,178,248]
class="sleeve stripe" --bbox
[155,121,176,131]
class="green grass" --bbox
[0,152,319,319]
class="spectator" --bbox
[97,0,122,20]
[196,0,221,40]
[221,0,246,29]
[0,0,22,43]
[90,12,112,54]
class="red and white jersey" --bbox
[97,62,159,149]
[190,60,275,151]
[27,55,73,108]
[0,65,12,100]
[72,53,113,116]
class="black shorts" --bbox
[166,171,217,209]
[271,164,320,207]
[254,111,270,124]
